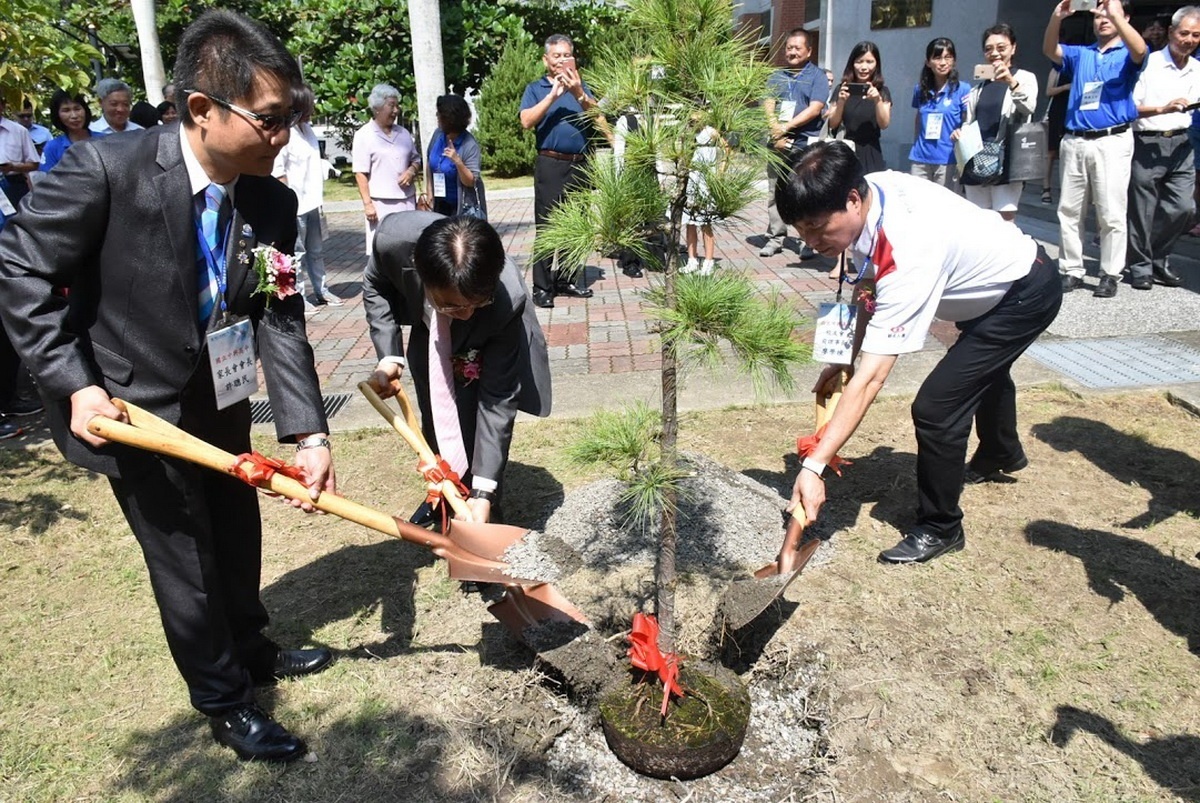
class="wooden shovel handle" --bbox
[86,403,462,555]
[357,382,472,519]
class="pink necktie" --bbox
[428,310,470,476]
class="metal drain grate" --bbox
[1027,336,1200,388]
[249,392,353,425]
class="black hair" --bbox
[775,141,868,224]
[840,40,885,90]
[981,23,1016,49]
[49,89,93,133]
[156,100,177,118]
[413,216,506,301]
[173,9,302,127]
[918,37,960,104]
[436,94,472,135]
[785,28,812,49]
[293,84,315,122]
[130,100,161,128]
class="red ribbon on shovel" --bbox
[795,423,851,476]
[230,451,309,486]
[629,612,684,717]
[417,457,471,528]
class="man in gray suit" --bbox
[0,11,335,763]
[365,212,551,524]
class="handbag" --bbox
[1005,121,1047,183]
[962,139,1005,186]
[459,184,486,221]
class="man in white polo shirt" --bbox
[774,141,1062,566]
[1126,6,1200,290]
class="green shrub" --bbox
[476,35,541,178]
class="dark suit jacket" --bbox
[0,124,327,476]
[363,210,551,486]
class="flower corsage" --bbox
[856,280,877,314]
[452,349,482,384]
[250,245,299,305]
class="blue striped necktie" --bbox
[197,183,230,325]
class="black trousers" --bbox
[910,248,1062,537]
[1127,133,1194,278]
[531,153,589,294]
[108,394,275,715]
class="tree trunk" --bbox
[407,0,446,157]
[129,0,166,104]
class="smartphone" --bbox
[974,63,995,81]
[561,56,577,71]
[1070,0,1098,11]
[847,83,869,97]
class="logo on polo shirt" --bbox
[888,325,905,338]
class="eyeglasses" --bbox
[430,295,494,315]
[185,89,300,134]
[16,113,33,119]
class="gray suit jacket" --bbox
[0,124,327,476]
[363,210,551,486]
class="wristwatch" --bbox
[296,435,331,452]
[800,457,827,479]
[468,488,497,503]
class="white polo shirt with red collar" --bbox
[849,171,1037,356]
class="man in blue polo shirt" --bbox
[1043,0,1147,299]
[760,28,830,259]
[520,34,601,309]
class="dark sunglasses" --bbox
[184,89,300,134]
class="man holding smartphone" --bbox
[520,34,602,309]
[1043,0,1147,299]
[1126,6,1200,291]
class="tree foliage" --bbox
[0,0,101,110]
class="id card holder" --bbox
[433,172,447,198]
[0,191,16,217]
[1080,81,1103,111]
[924,112,944,140]
[813,302,857,364]
[206,316,259,410]
[779,100,797,122]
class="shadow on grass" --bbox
[1050,705,1200,801]
[0,445,91,536]
[1032,415,1200,528]
[109,696,583,802]
[1026,520,1200,654]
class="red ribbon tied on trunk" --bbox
[230,451,309,487]
[629,612,684,717]
[795,423,851,476]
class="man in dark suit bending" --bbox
[0,11,336,763]
[365,212,552,524]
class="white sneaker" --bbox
[700,259,715,275]
[682,257,699,274]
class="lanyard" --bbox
[836,183,884,303]
[195,215,233,316]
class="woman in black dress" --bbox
[824,40,892,174]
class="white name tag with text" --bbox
[433,172,447,198]
[1080,81,1103,111]
[0,192,16,217]
[207,317,259,410]
[779,100,797,122]
[813,302,857,364]
[924,112,944,140]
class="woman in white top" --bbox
[352,83,422,254]
[958,23,1039,222]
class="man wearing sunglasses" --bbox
[365,212,551,525]
[0,11,335,763]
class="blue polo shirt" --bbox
[1060,42,1142,131]
[908,80,970,165]
[767,63,830,140]
[520,76,596,154]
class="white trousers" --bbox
[1056,130,1134,278]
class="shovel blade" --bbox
[447,520,529,562]
[719,537,822,631]
[488,583,591,643]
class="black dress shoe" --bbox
[554,281,593,298]
[1061,274,1084,293]
[210,704,308,762]
[532,289,555,308]
[1154,264,1184,287]
[799,245,817,260]
[964,454,1029,484]
[1129,274,1153,290]
[621,260,644,278]
[273,648,333,681]
[878,528,965,565]
[1093,275,1118,298]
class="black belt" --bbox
[538,149,588,163]
[1065,123,1130,139]
[1135,128,1188,138]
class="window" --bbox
[870,0,933,30]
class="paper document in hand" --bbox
[954,121,983,172]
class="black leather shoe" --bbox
[1093,275,1118,298]
[878,529,965,564]
[273,648,333,681]
[1154,264,1184,287]
[799,244,817,260]
[1129,274,1153,290]
[621,260,644,278]
[210,704,308,762]
[532,289,554,308]
[1061,274,1084,293]
[964,454,1028,484]
[555,281,594,299]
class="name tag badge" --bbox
[924,112,944,140]
[0,192,16,217]
[779,100,797,122]
[1079,81,1103,112]
[206,317,259,410]
[433,172,447,198]
[813,302,857,364]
